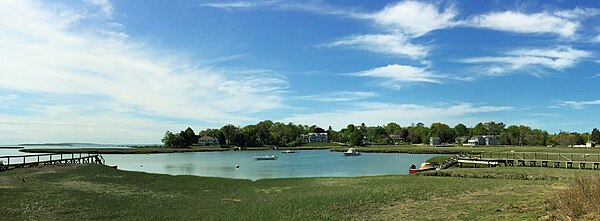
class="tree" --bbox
[592,128,600,144]
[313,127,326,133]
[453,123,469,137]
[221,124,239,146]
[471,123,487,136]
[350,129,363,146]
[184,127,198,146]
[430,123,454,143]
[161,131,176,147]
[384,122,402,135]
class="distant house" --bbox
[362,136,370,145]
[301,133,328,143]
[574,141,597,148]
[466,135,497,146]
[389,134,404,145]
[198,136,218,146]
[430,137,441,146]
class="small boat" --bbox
[342,148,361,156]
[281,150,296,154]
[408,162,436,174]
[254,155,278,160]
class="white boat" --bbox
[342,148,361,156]
[254,155,278,160]
[281,150,296,154]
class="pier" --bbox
[453,152,600,169]
[0,153,104,171]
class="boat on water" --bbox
[281,150,296,154]
[342,148,361,156]
[254,155,278,160]
[408,162,436,174]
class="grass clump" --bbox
[551,175,600,220]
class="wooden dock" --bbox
[455,152,600,169]
[0,153,104,171]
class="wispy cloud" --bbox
[296,91,377,102]
[283,102,512,129]
[368,1,458,37]
[0,94,18,102]
[323,34,429,58]
[200,1,267,9]
[0,1,287,143]
[469,11,578,37]
[84,0,114,17]
[590,73,600,79]
[349,64,442,89]
[461,46,591,76]
[562,100,600,109]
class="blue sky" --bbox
[0,0,599,144]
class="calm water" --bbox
[103,150,442,180]
[1,147,443,180]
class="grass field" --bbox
[2,164,595,220]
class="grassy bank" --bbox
[332,145,600,155]
[0,164,582,220]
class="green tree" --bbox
[471,123,487,136]
[453,123,469,137]
[220,124,239,146]
[184,127,197,146]
[591,128,600,144]
[161,131,176,147]
[430,122,454,143]
[350,129,363,146]
[384,122,402,135]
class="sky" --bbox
[0,0,599,144]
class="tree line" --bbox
[162,120,600,148]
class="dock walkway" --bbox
[0,153,104,171]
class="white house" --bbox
[301,133,328,143]
[466,135,497,146]
[198,136,218,146]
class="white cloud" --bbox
[562,100,600,109]
[0,94,18,102]
[469,11,578,37]
[369,1,458,37]
[0,1,287,143]
[283,103,512,130]
[84,0,114,17]
[200,1,263,9]
[461,46,591,76]
[350,64,442,87]
[323,34,428,58]
[296,91,377,102]
[590,73,600,79]
[553,7,600,19]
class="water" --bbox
[102,150,443,180]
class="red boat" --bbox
[408,163,437,174]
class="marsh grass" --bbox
[0,164,560,220]
[551,175,600,220]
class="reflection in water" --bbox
[103,150,445,180]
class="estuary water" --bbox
[1,147,443,180]
[103,150,442,180]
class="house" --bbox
[389,134,404,145]
[198,136,218,146]
[301,133,328,143]
[466,135,497,146]
[430,137,441,146]
[574,141,597,148]
[588,141,596,148]
[362,136,370,145]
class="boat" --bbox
[342,148,361,156]
[281,150,296,154]
[254,155,278,160]
[408,162,436,174]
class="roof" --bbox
[199,136,216,140]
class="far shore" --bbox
[17,144,600,155]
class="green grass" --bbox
[0,164,586,220]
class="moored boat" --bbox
[254,155,278,160]
[342,148,361,156]
[408,162,436,174]
[281,150,295,154]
